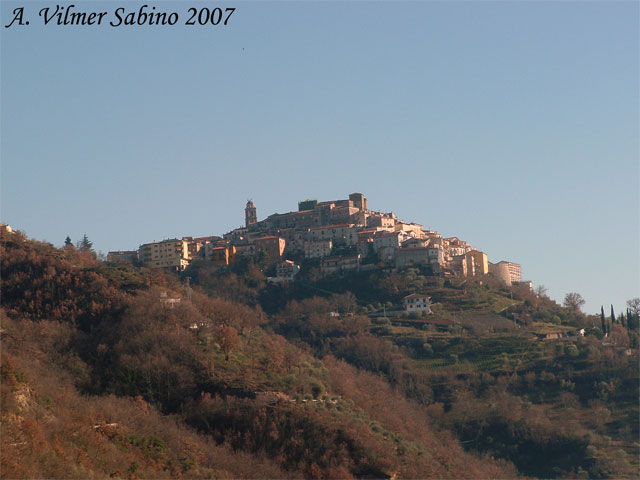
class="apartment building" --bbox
[139,239,190,270]
[506,262,522,283]
[320,254,361,275]
[278,228,307,255]
[304,239,333,259]
[205,245,236,266]
[372,231,403,252]
[254,236,286,262]
[308,224,358,247]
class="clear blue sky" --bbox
[2,1,638,314]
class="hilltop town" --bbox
[107,192,527,290]
[2,197,638,480]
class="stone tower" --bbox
[349,192,368,211]
[245,200,257,227]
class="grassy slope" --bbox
[264,266,639,478]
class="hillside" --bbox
[1,228,638,479]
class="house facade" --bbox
[403,294,432,314]
[139,239,190,270]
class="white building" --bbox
[267,260,301,284]
[372,232,403,252]
[304,239,333,259]
[308,224,358,247]
[403,294,432,314]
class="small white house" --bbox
[267,260,301,284]
[403,294,432,314]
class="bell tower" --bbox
[245,200,257,227]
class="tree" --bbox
[601,306,606,333]
[77,234,93,252]
[216,325,240,360]
[62,235,76,253]
[534,285,548,298]
[63,235,75,252]
[626,298,640,317]
[609,324,630,348]
[627,307,639,331]
[610,305,616,324]
[566,343,579,358]
[564,292,585,312]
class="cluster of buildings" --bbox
[107,192,526,287]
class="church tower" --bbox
[245,200,257,227]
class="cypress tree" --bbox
[610,304,616,324]
[628,309,639,331]
[619,311,626,328]
[601,306,606,333]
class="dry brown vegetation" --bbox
[1,314,293,479]
[2,229,637,479]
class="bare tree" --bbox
[626,298,640,316]
[534,285,548,298]
[563,292,585,312]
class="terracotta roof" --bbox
[321,254,360,262]
[309,224,352,230]
[192,236,221,242]
[398,247,429,252]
